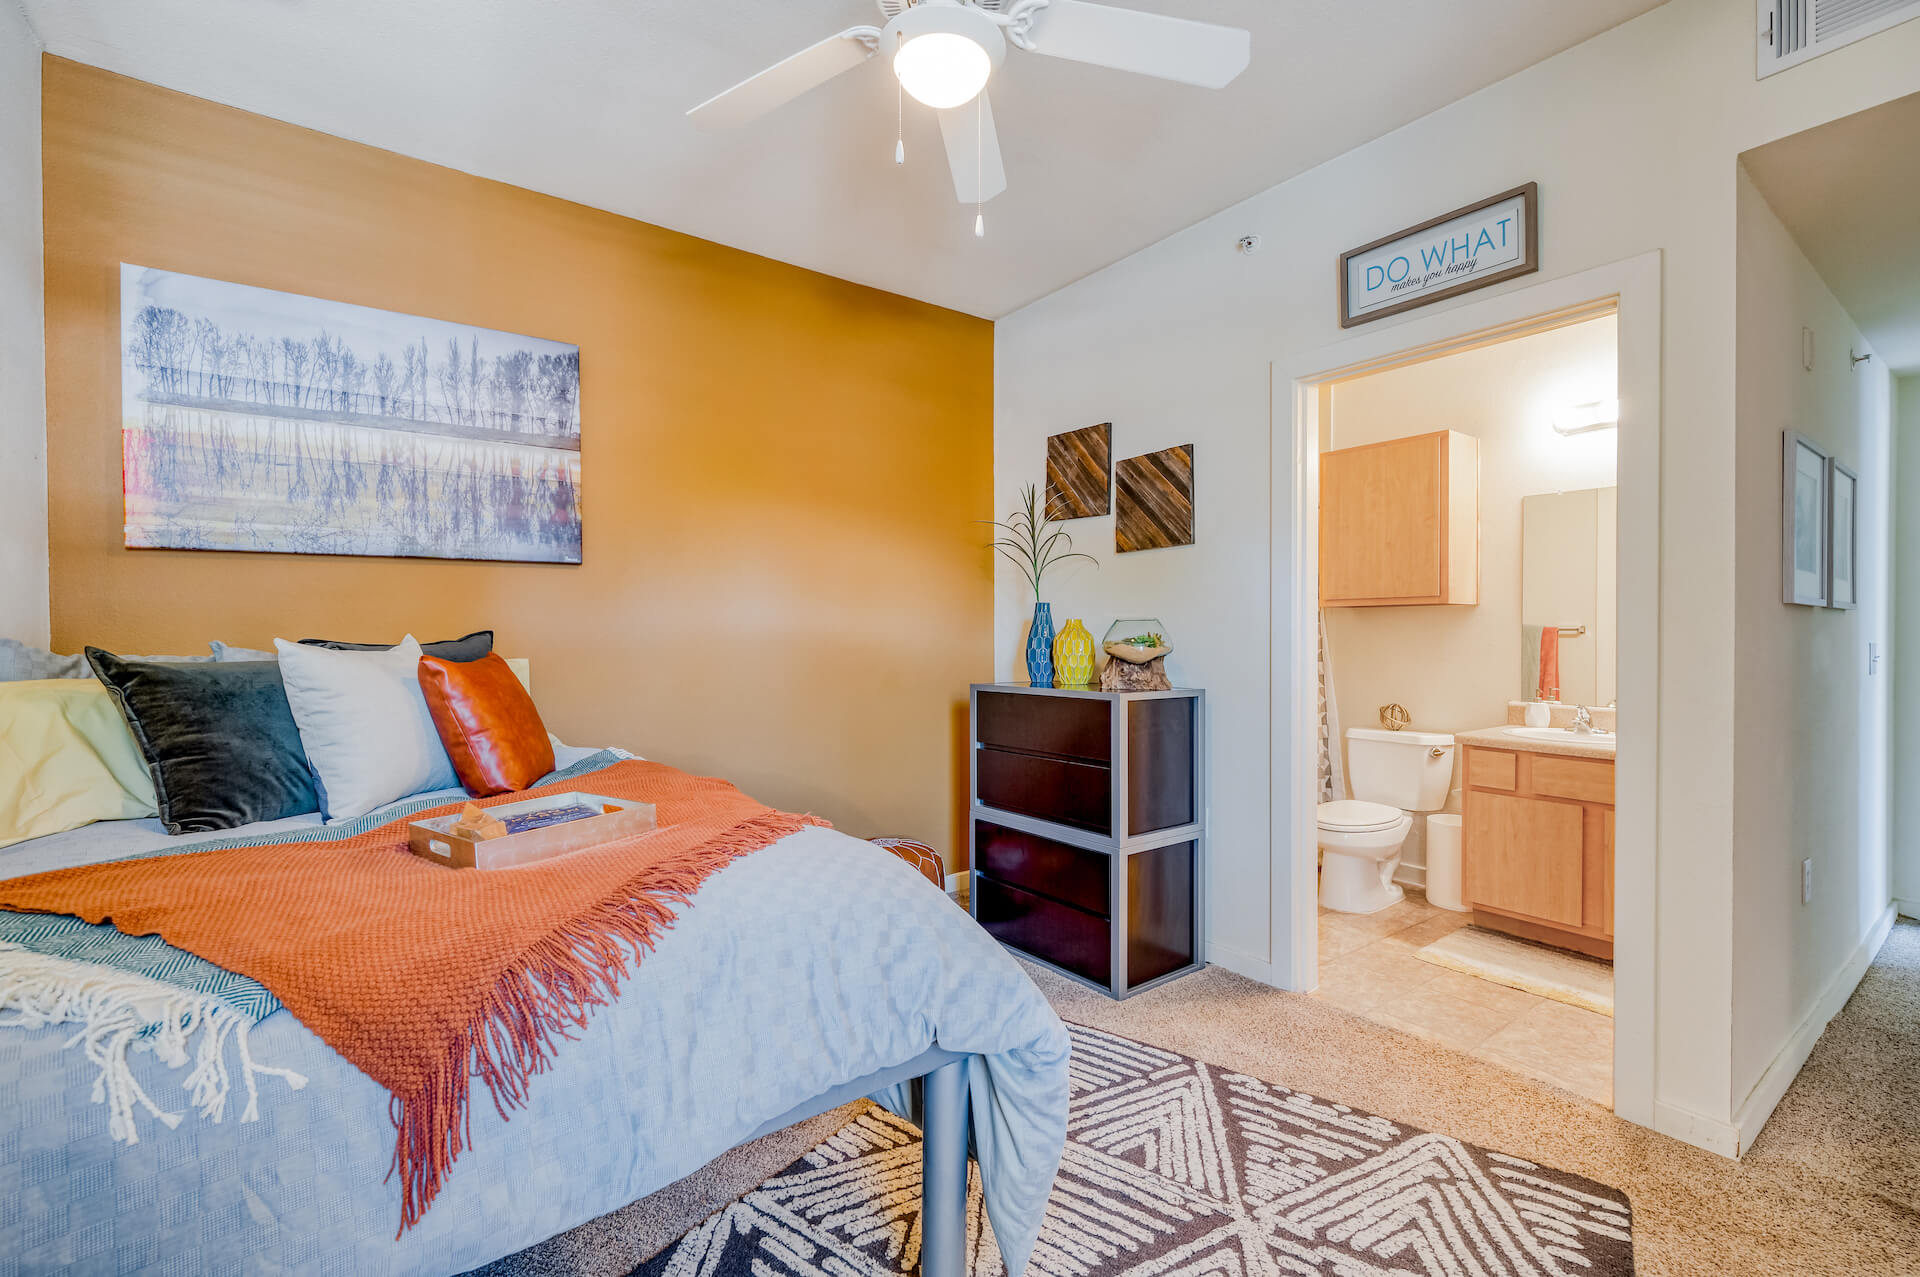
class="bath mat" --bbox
[626,1022,1634,1277]
[1417,926,1614,1016]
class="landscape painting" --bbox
[121,264,582,563]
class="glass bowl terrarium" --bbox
[1103,620,1171,665]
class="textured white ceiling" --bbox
[22,0,1663,318]
[1743,91,1920,375]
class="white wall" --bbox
[1323,318,1617,878]
[995,0,1920,1149]
[0,5,47,646]
[1893,373,1920,917]
[1731,168,1893,1123]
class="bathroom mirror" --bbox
[1521,486,1616,706]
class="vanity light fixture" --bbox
[1553,398,1619,436]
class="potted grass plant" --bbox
[986,484,1096,687]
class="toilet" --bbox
[1318,728,1455,914]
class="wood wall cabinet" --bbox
[969,684,1205,999]
[1461,745,1613,959]
[1320,429,1479,607]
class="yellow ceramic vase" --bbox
[1052,618,1096,687]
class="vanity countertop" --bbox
[1457,724,1617,761]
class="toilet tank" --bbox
[1346,728,1455,811]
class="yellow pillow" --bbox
[0,679,159,849]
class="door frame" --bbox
[1269,252,1662,1125]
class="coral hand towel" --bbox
[1537,625,1561,701]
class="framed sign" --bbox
[1339,183,1538,328]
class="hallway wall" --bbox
[1893,374,1920,917]
[1731,167,1894,1130]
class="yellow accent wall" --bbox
[41,57,992,866]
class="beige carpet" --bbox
[1414,926,1615,1015]
[475,920,1920,1277]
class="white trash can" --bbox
[1425,813,1470,912]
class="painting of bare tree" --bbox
[120,265,583,563]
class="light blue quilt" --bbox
[0,752,1071,1275]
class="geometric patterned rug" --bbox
[630,1023,1634,1277]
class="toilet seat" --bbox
[1316,799,1404,833]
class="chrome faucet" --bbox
[1571,705,1595,734]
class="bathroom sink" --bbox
[1503,726,1613,745]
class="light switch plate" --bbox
[1802,858,1814,905]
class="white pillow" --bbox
[274,635,457,823]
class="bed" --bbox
[0,743,1072,1275]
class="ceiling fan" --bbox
[687,0,1250,231]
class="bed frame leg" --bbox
[921,1057,969,1277]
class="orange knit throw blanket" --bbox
[0,759,824,1230]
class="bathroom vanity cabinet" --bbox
[1461,744,1614,959]
[1320,429,1480,607]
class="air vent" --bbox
[1817,0,1917,37]
[1759,0,1920,75]
[1772,0,1809,53]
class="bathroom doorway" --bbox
[1308,314,1619,1105]
[1271,254,1662,1124]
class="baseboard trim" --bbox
[1393,864,1428,890]
[1729,902,1896,1155]
[1894,897,1920,922]
[945,871,967,895]
[1206,940,1278,989]
[1652,1101,1740,1158]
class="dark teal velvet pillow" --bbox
[87,648,319,835]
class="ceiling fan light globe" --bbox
[894,33,992,109]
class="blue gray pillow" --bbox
[86,649,319,834]
[1,637,214,681]
[210,641,278,662]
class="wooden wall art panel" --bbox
[1114,445,1194,553]
[1044,422,1112,520]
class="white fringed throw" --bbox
[0,942,307,1143]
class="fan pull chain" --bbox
[895,77,905,165]
[973,95,985,238]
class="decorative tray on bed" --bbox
[407,792,657,870]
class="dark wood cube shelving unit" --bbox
[968,683,1206,999]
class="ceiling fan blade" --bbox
[687,27,881,129]
[937,92,1008,205]
[1021,0,1249,88]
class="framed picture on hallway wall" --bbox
[1827,458,1857,610]
[119,264,583,564]
[1782,430,1828,607]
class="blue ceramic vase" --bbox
[1025,602,1055,687]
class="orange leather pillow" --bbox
[416,653,556,797]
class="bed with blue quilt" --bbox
[0,744,1071,1275]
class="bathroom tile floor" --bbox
[1313,889,1615,1106]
